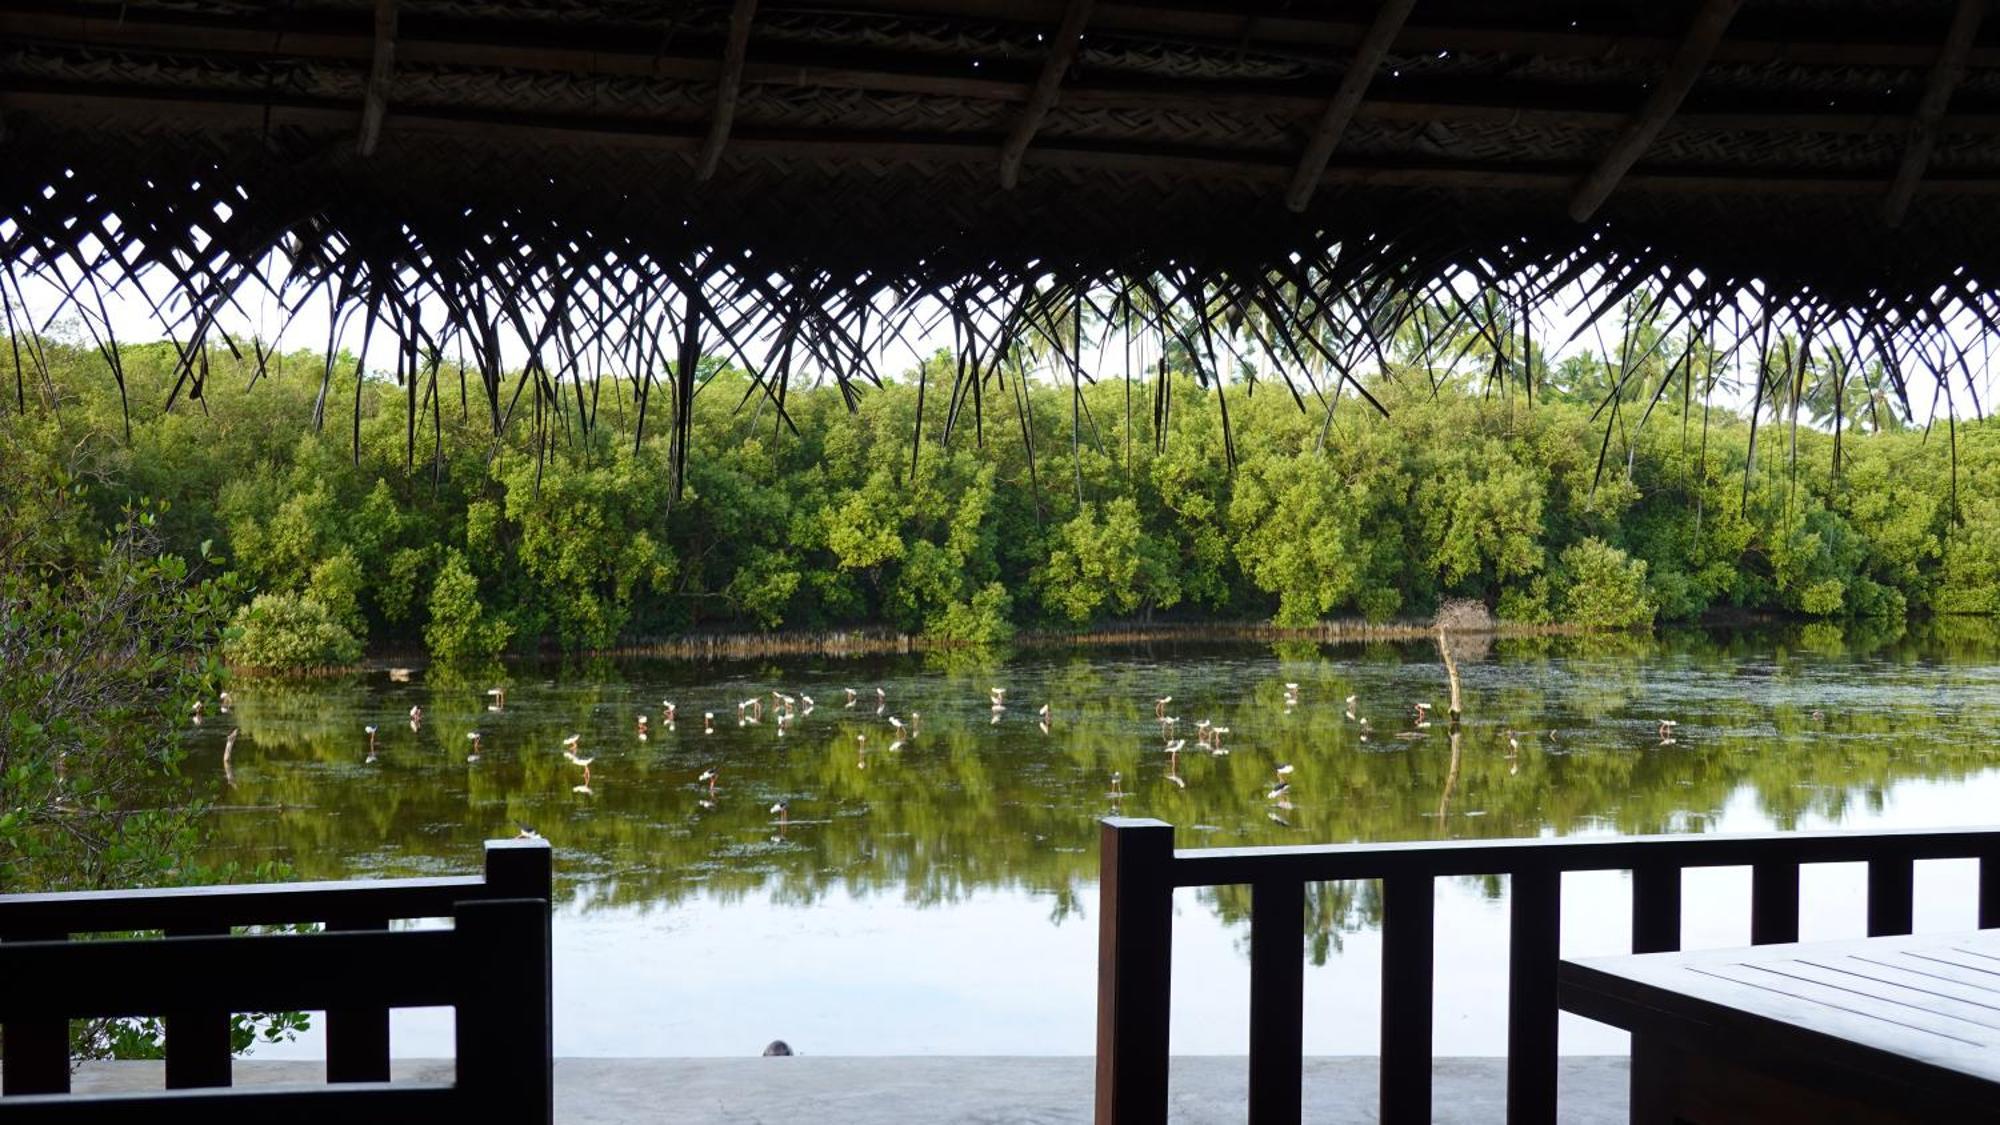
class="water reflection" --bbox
[183,621,2000,1054]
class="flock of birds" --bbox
[203,677,1705,830]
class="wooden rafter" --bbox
[998,0,1093,190]
[17,88,2000,200]
[694,0,758,182]
[1883,0,1988,228]
[1283,0,1415,213]
[1567,0,1742,223]
[356,0,398,157]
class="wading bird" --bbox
[1155,696,1172,719]
[704,712,715,735]
[875,688,887,715]
[770,800,789,823]
[190,699,204,725]
[636,714,649,739]
[218,691,233,713]
[844,688,858,708]
[486,687,506,711]
[662,701,677,723]
[1658,719,1679,746]
[466,731,483,763]
[698,767,718,795]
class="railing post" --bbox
[1095,818,1175,1125]
[455,898,552,1124]
[1631,865,1682,954]
[1379,873,1434,1125]
[1867,856,1915,937]
[1248,878,1304,1125]
[326,916,391,1082]
[0,929,70,1095]
[1749,860,1799,945]
[1507,867,1561,1125]
[163,926,232,1089]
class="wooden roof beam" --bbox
[1567,0,1742,223]
[998,0,1093,190]
[356,0,397,157]
[1883,0,1987,228]
[694,0,759,182]
[1283,0,1415,213]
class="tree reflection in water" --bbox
[189,619,2000,965]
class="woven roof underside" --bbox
[3,0,1998,467]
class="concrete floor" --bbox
[33,1056,1630,1123]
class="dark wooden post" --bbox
[0,929,70,1095]
[475,838,553,1119]
[1981,848,2000,930]
[163,925,232,1089]
[1866,856,1915,937]
[1507,867,1561,1125]
[1379,873,1435,1125]
[1248,878,1304,1125]
[326,916,392,1083]
[1631,865,1682,954]
[455,898,551,1123]
[1094,817,1175,1125]
[1749,860,1799,945]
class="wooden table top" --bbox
[1559,929,2000,1110]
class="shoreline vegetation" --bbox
[7,306,1997,677]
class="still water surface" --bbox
[187,624,2000,1057]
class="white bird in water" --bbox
[563,734,582,751]
[1155,696,1172,719]
[662,701,677,723]
[1282,683,1300,708]
[1164,739,1186,756]
[1267,780,1291,801]
[888,715,905,732]
[1210,726,1230,753]
[1110,771,1124,799]
[698,767,718,795]
[704,712,715,734]
[1274,763,1294,778]
[218,691,234,714]
[1194,719,1212,746]
[1037,703,1050,721]
[636,714,650,739]
[1344,694,1359,722]
[1658,719,1679,746]
[875,687,887,715]
[770,800,789,823]
[844,688,858,708]
[1504,729,1521,754]
[486,687,506,711]
[990,687,1007,706]
[190,699,205,724]
[387,667,413,683]
[800,694,815,712]
[364,724,379,763]
[409,705,424,722]
[466,731,483,763]
[1411,702,1432,730]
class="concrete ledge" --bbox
[44,1056,1630,1123]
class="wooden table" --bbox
[1559,929,2000,1124]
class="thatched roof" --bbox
[3,0,1997,478]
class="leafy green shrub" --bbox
[1555,538,1655,629]
[224,591,362,671]
[424,550,513,662]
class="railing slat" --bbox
[1507,868,1561,1125]
[326,917,392,1083]
[455,899,552,1123]
[1867,856,1916,937]
[1982,850,2000,929]
[0,929,70,1096]
[1749,860,1800,945]
[1630,864,1682,954]
[1379,874,1434,1125]
[163,926,232,1090]
[1248,879,1304,1125]
[1094,818,1175,1125]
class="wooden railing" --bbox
[0,838,551,1122]
[1093,818,2000,1125]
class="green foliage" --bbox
[1555,538,1656,629]
[224,592,363,671]
[424,549,513,663]
[5,326,1994,664]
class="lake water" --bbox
[185,623,2000,1058]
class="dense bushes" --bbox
[5,327,1994,669]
